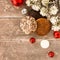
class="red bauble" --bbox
[30,37,36,43]
[11,0,24,6]
[48,51,55,58]
[54,31,60,38]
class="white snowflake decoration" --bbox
[50,16,58,25]
[40,7,48,16]
[41,0,49,7]
[49,5,58,15]
[21,8,27,15]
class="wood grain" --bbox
[0,0,60,60]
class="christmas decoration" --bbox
[26,0,58,17]
[21,8,27,15]
[49,5,58,15]
[40,40,49,48]
[25,0,60,34]
[30,37,36,43]
[40,7,48,16]
[54,31,60,38]
[0,0,60,60]
[51,16,60,31]
[48,51,55,58]
[42,0,49,7]
[11,0,24,6]
[50,16,58,25]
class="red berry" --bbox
[48,51,55,58]
[11,0,24,6]
[54,31,60,38]
[30,37,36,43]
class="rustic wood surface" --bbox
[0,0,60,60]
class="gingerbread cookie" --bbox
[36,18,52,36]
[20,16,37,34]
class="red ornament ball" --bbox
[11,0,24,6]
[54,31,60,38]
[30,37,36,43]
[48,51,55,58]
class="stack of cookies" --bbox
[20,16,52,36]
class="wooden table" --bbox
[0,0,60,60]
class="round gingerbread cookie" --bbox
[20,16,37,34]
[36,18,52,36]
